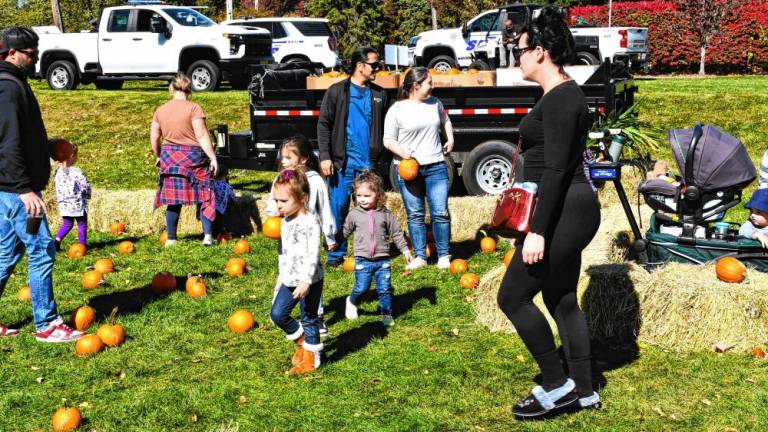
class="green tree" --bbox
[305,0,387,58]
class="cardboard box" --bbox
[306,74,401,90]
[371,73,401,89]
[431,71,496,88]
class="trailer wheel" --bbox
[462,141,523,196]
[575,51,600,66]
[389,156,455,193]
[46,60,79,90]
[468,60,492,71]
[187,60,220,92]
[427,55,457,73]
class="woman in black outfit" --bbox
[497,7,601,420]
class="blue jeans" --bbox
[397,161,451,259]
[349,258,393,315]
[269,279,323,347]
[0,192,60,331]
[327,165,369,263]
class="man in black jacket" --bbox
[0,27,83,342]
[317,46,389,267]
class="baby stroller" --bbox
[637,124,768,271]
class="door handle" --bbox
[102,38,112,41]
[132,38,143,41]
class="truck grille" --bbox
[244,36,272,58]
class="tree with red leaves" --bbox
[675,0,741,75]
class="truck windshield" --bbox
[164,8,215,27]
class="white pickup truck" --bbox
[408,3,648,73]
[32,2,273,91]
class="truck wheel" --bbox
[388,156,455,193]
[575,51,600,66]
[187,60,220,92]
[462,141,523,196]
[46,60,79,90]
[468,60,492,71]
[94,79,124,90]
[427,55,457,73]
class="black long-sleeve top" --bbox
[518,80,592,235]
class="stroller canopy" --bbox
[669,125,756,192]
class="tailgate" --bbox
[625,28,647,52]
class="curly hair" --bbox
[352,170,387,209]
[273,168,310,208]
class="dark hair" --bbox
[352,170,387,209]
[280,135,320,173]
[346,46,378,75]
[399,66,430,100]
[518,7,575,71]
[0,27,38,55]
[273,168,310,207]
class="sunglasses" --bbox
[511,45,536,60]
[362,61,382,71]
[17,49,38,58]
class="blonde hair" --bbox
[352,170,387,209]
[169,73,192,95]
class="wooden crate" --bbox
[431,71,496,88]
[371,73,401,89]
[306,76,347,90]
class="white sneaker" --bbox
[202,234,214,246]
[164,239,177,247]
[406,257,427,271]
[345,296,358,320]
[437,255,452,269]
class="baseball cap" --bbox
[0,27,39,55]
[744,188,768,213]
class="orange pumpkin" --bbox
[97,308,125,347]
[460,273,480,289]
[151,271,177,294]
[109,220,126,235]
[159,231,168,246]
[50,138,75,162]
[752,346,766,359]
[67,243,87,259]
[94,258,114,274]
[467,68,479,74]
[342,257,356,273]
[447,68,461,75]
[480,235,496,253]
[16,285,31,302]
[226,258,246,277]
[71,305,96,330]
[52,400,82,431]
[233,238,251,255]
[449,258,469,274]
[425,243,437,258]
[263,216,282,240]
[81,270,103,289]
[715,257,746,283]
[185,275,207,299]
[217,232,233,244]
[117,240,135,254]
[228,309,255,334]
[398,159,420,181]
[503,249,515,267]
[75,334,104,356]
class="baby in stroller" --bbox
[738,188,768,248]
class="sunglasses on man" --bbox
[361,60,382,71]
[16,48,38,58]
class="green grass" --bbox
[1,233,767,431]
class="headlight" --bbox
[223,33,243,40]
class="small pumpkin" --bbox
[217,232,233,244]
[226,257,247,277]
[467,68,479,74]
[479,231,496,253]
[109,220,126,235]
[449,258,469,274]
[50,138,75,162]
[185,275,207,299]
[503,249,515,267]
[117,240,135,254]
[233,238,251,255]
[159,231,168,246]
[398,159,420,181]
[715,256,746,283]
[752,346,766,359]
[228,309,255,334]
[460,273,480,289]
[96,307,125,347]
[425,243,437,258]
[75,334,104,356]
[67,243,87,259]
[151,271,177,294]
[94,258,114,274]
[81,270,103,289]
[342,257,356,273]
[52,399,82,431]
[263,216,282,240]
[16,285,31,302]
[447,68,461,75]
[71,305,96,330]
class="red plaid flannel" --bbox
[154,144,216,220]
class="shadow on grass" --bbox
[86,235,144,251]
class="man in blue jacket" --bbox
[0,27,83,342]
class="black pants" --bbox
[497,181,600,396]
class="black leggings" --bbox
[498,181,600,396]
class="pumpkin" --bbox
[117,240,135,254]
[81,270,103,289]
[52,400,82,431]
[71,305,96,330]
[428,68,439,75]
[16,285,31,302]
[715,256,746,283]
[109,220,126,235]
[67,243,87,259]
[480,235,496,253]
[460,273,480,289]
[228,309,255,334]
[159,231,168,246]
[217,232,233,244]
[75,334,104,356]
[376,70,391,77]
[185,275,207,299]
[50,138,75,162]
[263,216,282,240]
[226,258,246,277]
[425,243,437,258]
[342,257,356,273]
[467,68,479,74]
[752,346,766,359]
[398,159,419,181]
[94,258,114,274]
[503,249,515,267]
[233,238,251,255]
[449,258,469,274]
[97,308,125,347]
[447,68,461,75]
[151,271,177,294]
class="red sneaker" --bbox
[35,321,83,343]
[0,324,19,337]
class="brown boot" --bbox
[291,336,305,366]
[288,349,319,375]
